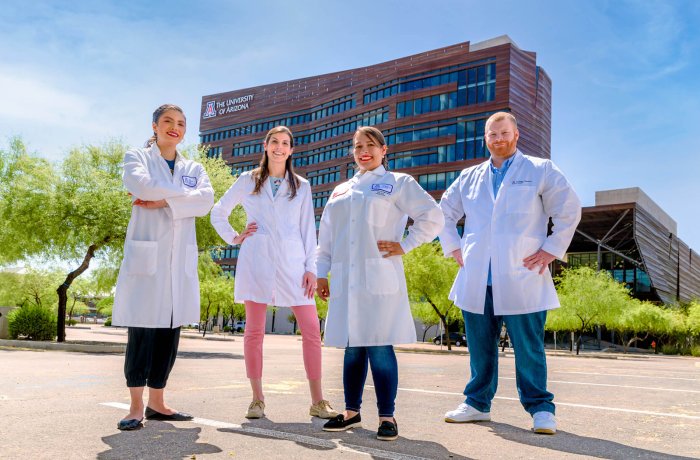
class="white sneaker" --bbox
[532,411,556,434]
[444,403,491,423]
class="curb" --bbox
[0,337,659,360]
[0,339,124,354]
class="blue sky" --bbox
[1,0,699,249]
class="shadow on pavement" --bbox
[176,351,242,359]
[218,418,472,459]
[489,421,695,459]
[98,421,222,459]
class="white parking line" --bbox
[100,402,432,460]
[553,370,699,382]
[386,387,700,420]
[500,377,700,393]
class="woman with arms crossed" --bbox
[317,126,444,440]
[210,126,337,420]
[113,104,214,430]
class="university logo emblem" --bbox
[203,101,216,119]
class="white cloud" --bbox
[0,71,90,125]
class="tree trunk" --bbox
[56,237,110,342]
[426,297,451,350]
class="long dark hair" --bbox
[251,126,300,200]
[145,104,186,147]
[354,126,389,170]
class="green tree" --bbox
[610,300,673,352]
[403,242,461,350]
[198,252,234,335]
[0,139,241,342]
[96,296,114,318]
[315,293,328,332]
[547,267,633,347]
[687,301,700,337]
[410,301,441,342]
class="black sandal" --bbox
[377,418,398,441]
[322,413,362,431]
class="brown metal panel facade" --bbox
[566,204,700,305]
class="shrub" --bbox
[67,319,77,326]
[660,344,678,355]
[8,304,57,341]
[104,317,112,327]
[223,326,231,332]
[691,345,700,357]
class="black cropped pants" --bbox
[124,327,181,389]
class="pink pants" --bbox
[243,301,322,380]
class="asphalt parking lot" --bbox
[1,326,698,459]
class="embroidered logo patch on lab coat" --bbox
[182,176,198,187]
[371,183,393,195]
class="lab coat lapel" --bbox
[263,177,275,202]
[149,144,178,184]
[497,150,524,198]
[480,162,495,203]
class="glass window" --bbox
[397,102,405,119]
[439,94,448,110]
[457,89,467,107]
[422,97,431,113]
[459,70,467,88]
[486,83,495,101]
[431,95,441,112]
[468,68,476,85]
[477,65,485,83]
[467,86,476,105]
[477,85,485,103]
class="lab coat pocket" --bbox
[185,244,199,278]
[365,258,399,295]
[286,239,306,263]
[505,185,538,214]
[507,236,542,274]
[330,263,343,299]
[123,240,158,276]
[367,197,391,227]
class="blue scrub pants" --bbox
[462,286,554,415]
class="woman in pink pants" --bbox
[210,126,337,420]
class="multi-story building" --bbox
[199,35,551,276]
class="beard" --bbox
[487,139,517,157]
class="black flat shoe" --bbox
[145,407,193,421]
[377,419,398,441]
[322,413,362,431]
[117,418,143,431]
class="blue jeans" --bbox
[462,286,554,415]
[343,346,398,417]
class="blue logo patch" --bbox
[371,183,393,195]
[182,176,197,188]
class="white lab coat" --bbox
[438,150,581,315]
[113,145,214,328]
[317,166,445,347]
[210,171,317,306]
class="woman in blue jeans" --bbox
[316,127,444,440]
